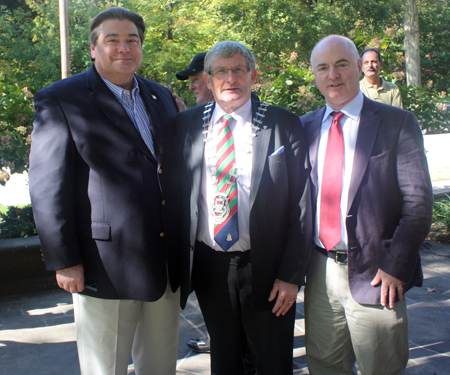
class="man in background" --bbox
[360,47,403,108]
[174,52,214,111]
[29,7,183,375]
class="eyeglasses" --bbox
[208,66,249,79]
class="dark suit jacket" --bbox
[175,99,312,310]
[301,96,433,305]
[29,65,183,302]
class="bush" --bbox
[429,195,450,243]
[255,65,325,116]
[0,204,37,239]
[0,75,35,186]
[399,85,450,133]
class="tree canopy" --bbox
[1,0,449,181]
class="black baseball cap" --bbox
[176,52,207,80]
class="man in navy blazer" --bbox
[175,41,312,374]
[301,35,433,375]
[29,7,183,375]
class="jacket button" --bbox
[158,168,163,174]
[160,232,165,237]
[162,200,166,206]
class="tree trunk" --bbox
[59,0,70,79]
[403,0,421,86]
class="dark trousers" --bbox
[192,241,295,375]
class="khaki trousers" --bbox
[305,249,409,375]
[73,283,180,375]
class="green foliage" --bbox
[0,204,37,239]
[256,64,325,116]
[0,1,113,93]
[0,75,34,185]
[432,196,450,238]
[399,85,450,133]
[419,0,450,93]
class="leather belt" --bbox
[315,245,348,264]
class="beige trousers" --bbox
[73,283,180,375]
[305,249,409,375]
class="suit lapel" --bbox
[305,107,325,199]
[250,100,272,210]
[186,104,213,203]
[86,66,156,162]
[137,77,164,161]
[347,98,381,211]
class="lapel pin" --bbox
[263,126,267,129]
[152,95,157,100]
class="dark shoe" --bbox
[187,337,210,353]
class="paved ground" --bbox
[0,239,449,374]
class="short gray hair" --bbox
[204,41,256,73]
[89,7,145,46]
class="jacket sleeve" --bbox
[379,112,433,282]
[276,116,313,287]
[29,89,83,271]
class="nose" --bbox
[189,82,195,90]
[328,66,339,80]
[117,40,130,54]
[224,69,237,82]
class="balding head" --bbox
[310,35,362,110]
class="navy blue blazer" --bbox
[301,97,433,305]
[29,65,183,302]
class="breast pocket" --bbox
[268,152,288,187]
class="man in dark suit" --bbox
[29,7,182,375]
[175,41,311,374]
[301,35,433,375]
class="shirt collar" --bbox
[213,98,252,126]
[101,76,139,101]
[323,91,364,123]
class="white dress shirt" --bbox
[314,92,364,251]
[197,99,253,251]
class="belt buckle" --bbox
[335,250,348,264]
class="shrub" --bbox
[0,75,34,186]
[255,65,325,116]
[0,204,37,239]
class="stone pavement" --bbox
[0,238,449,375]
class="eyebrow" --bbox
[104,33,139,38]
[335,58,349,64]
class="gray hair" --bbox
[89,7,145,46]
[204,41,256,73]
[310,35,360,64]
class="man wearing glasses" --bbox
[174,41,312,374]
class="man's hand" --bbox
[268,279,299,317]
[371,269,405,308]
[172,93,186,112]
[56,264,85,293]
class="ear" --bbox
[250,69,257,85]
[357,58,362,75]
[203,71,212,90]
[90,44,96,60]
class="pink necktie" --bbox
[319,111,345,251]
